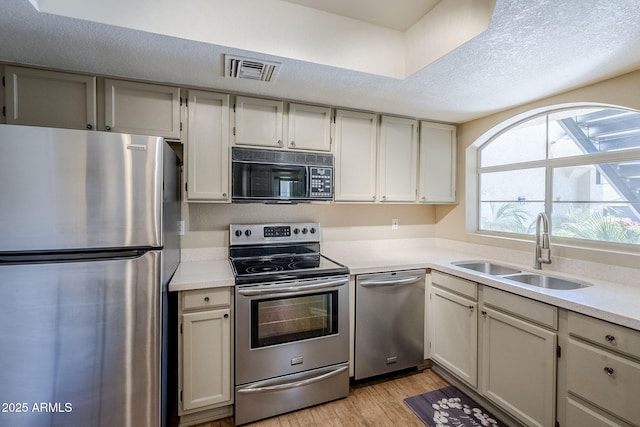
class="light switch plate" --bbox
[392,218,399,230]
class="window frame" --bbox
[469,104,640,252]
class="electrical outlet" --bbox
[391,218,399,230]
[177,220,185,236]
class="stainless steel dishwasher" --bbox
[354,269,425,380]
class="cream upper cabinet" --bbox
[104,79,181,139]
[4,66,96,130]
[377,116,418,202]
[429,271,478,388]
[233,96,283,148]
[185,90,230,202]
[419,121,457,203]
[480,287,558,427]
[286,103,332,151]
[179,288,232,418]
[333,110,378,202]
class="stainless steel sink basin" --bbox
[505,273,591,290]
[452,261,521,276]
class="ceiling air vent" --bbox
[224,55,281,82]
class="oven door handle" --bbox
[359,276,422,287]
[237,278,348,296]
[236,365,348,394]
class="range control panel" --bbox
[230,222,320,245]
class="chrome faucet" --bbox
[534,212,552,269]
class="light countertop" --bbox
[169,259,235,291]
[169,239,640,331]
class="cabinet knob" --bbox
[372,196,376,201]
[204,297,210,302]
[105,125,112,131]
[222,193,227,198]
[290,141,296,148]
[381,196,386,201]
[481,310,487,317]
[468,305,475,311]
[224,313,229,319]
[277,139,283,147]
[86,124,93,130]
[421,196,426,201]
[605,334,615,343]
[604,366,615,376]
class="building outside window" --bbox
[477,106,640,246]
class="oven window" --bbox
[251,291,338,348]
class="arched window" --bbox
[478,106,640,246]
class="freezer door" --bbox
[0,124,163,252]
[0,250,163,427]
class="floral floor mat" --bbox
[404,385,508,427]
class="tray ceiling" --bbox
[2,0,640,123]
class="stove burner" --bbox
[244,262,286,274]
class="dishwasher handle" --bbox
[359,275,423,287]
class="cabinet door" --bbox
[480,306,557,427]
[5,66,96,130]
[287,103,332,151]
[182,308,232,411]
[378,116,418,202]
[104,79,180,138]
[419,121,456,203]
[333,110,378,202]
[234,96,283,148]
[430,286,478,387]
[186,90,230,202]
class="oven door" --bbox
[235,275,349,385]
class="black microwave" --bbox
[231,147,334,203]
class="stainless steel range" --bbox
[230,222,350,425]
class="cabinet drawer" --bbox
[183,288,231,310]
[567,338,640,426]
[567,397,632,427]
[482,286,557,330]
[568,311,640,360]
[431,271,477,300]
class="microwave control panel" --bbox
[309,167,333,198]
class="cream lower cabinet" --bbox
[429,271,478,388]
[480,287,558,427]
[185,90,230,202]
[564,311,640,427]
[179,288,233,425]
[4,65,96,130]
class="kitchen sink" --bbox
[504,273,591,290]
[452,261,521,276]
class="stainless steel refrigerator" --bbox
[0,124,180,427]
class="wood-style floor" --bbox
[192,368,448,427]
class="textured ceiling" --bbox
[1,0,640,123]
